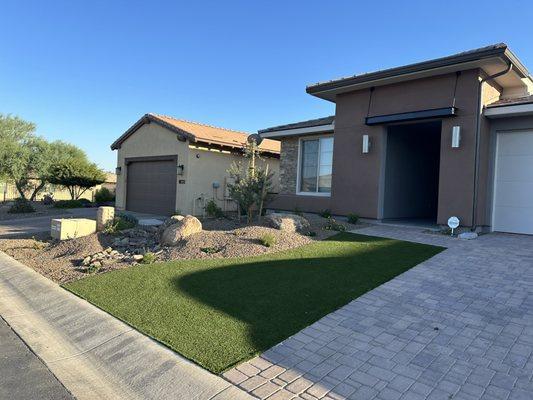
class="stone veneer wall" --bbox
[279,137,298,195]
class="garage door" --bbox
[126,158,177,215]
[493,130,533,234]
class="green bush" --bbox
[324,217,346,232]
[8,198,35,214]
[201,246,221,254]
[86,263,101,273]
[141,252,156,264]
[54,199,84,209]
[204,199,224,218]
[319,209,332,218]
[260,233,277,247]
[104,213,138,233]
[94,187,115,203]
[347,213,359,224]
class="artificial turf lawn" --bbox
[64,233,444,373]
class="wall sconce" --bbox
[362,134,370,153]
[115,166,122,175]
[452,126,461,148]
[177,164,185,175]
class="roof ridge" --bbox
[148,113,251,136]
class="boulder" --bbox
[264,213,310,234]
[158,215,185,237]
[161,215,202,246]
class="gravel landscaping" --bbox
[0,212,365,283]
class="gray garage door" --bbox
[126,158,177,216]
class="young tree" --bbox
[227,139,273,224]
[49,158,106,200]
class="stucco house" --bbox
[260,43,533,235]
[111,113,280,216]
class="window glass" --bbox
[299,137,333,194]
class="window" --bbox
[298,137,333,194]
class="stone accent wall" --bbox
[279,137,299,195]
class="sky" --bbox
[1,0,532,171]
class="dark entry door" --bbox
[126,157,177,215]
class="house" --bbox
[111,113,280,216]
[259,43,533,235]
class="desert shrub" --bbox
[8,198,35,214]
[201,246,221,254]
[307,231,317,237]
[260,233,277,247]
[104,213,138,233]
[324,217,346,232]
[141,252,156,264]
[204,199,224,218]
[54,199,84,209]
[78,198,93,206]
[319,209,332,218]
[31,236,47,250]
[94,187,115,203]
[347,213,359,224]
[42,193,54,205]
[86,263,101,273]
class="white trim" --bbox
[490,131,501,232]
[485,103,533,118]
[295,134,334,197]
[260,123,334,138]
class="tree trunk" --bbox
[30,181,46,201]
[14,181,27,200]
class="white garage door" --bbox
[493,130,533,234]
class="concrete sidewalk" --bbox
[0,251,252,400]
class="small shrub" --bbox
[31,236,46,250]
[94,187,115,203]
[307,231,317,237]
[78,198,93,206]
[8,198,35,214]
[141,252,156,264]
[42,194,54,205]
[260,233,277,247]
[104,213,138,233]
[319,209,332,218]
[86,263,101,273]
[201,246,221,254]
[324,217,346,232]
[54,199,84,209]
[293,207,303,216]
[204,199,224,218]
[347,213,359,224]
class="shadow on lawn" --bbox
[175,234,441,363]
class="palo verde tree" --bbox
[49,157,106,200]
[227,136,273,223]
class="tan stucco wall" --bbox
[115,122,280,216]
[115,122,189,213]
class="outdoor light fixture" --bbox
[177,164,185,175]
[452,126,461,148]
[115,166,122,175]
[362,134,370,153]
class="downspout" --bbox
[471,62,513,231]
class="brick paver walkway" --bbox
[224,226,533,400]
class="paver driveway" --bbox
[225,226,533,400]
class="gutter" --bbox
[471,62,513,231]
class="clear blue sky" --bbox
[1,1,531,171]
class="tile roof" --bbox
[486,95,533,107]
[259,116,335,134]
[111,113,280,154]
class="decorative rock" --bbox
[458,232,478,240]
[97,206,115,231]
[161,215,202,246]
[133,254,144,261]
[264,213,310,234]
[82,256,92,266]
[158,215,185,236]
[89,261,102,268]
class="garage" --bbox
[126,156,177,215]
[492,130,533,234]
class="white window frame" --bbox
[296,135,334,197]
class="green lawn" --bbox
[64,233,443,373]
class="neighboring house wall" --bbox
[273,69,504,226]
[115,122,280,216]
[0,181,115,202]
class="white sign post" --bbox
[447,216,460,236]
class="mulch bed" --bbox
[0,214,365,283]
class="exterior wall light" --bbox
[115,166,122,175]
[452,126,461,148]
[362,134,370,153]
[177,164,185,175]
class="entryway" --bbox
[382,121,441,223]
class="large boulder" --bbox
[161,215,202,246]
[264,213,310,234]
[157,215,184,237]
